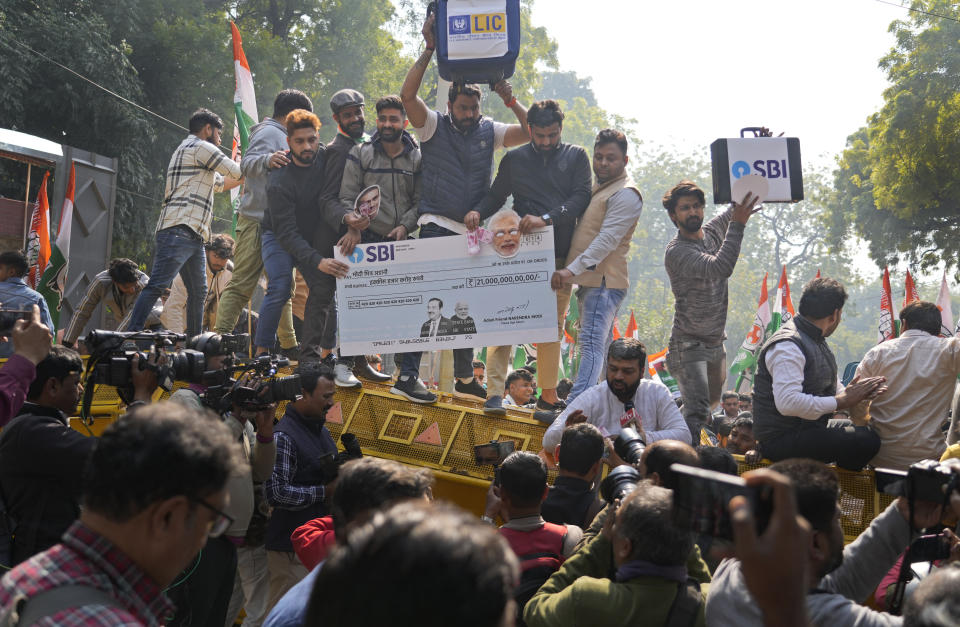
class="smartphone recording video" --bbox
[671,463,772,543]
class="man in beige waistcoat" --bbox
[550,129,643,403]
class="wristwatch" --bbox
[540,214,553,226]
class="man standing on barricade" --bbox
[127,108,242,337]
[394,12,530,404]
[662,180,759,443]
[475,100,592,417]
[216,90,313,358]
[550,129,643,405]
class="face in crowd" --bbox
[722,395,740,417]
[726,424,756,455]
[673,194,704,233]
[606,355,643,402]
[530,122,562,154]
[491,213,521,258]
[206,249,229,273]
[449,93,481,132]
[593,141,628,184]
[289,127,320,165]
[335,104,365,139]
[377,106,406,143]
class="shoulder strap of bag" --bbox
[1,585,123,626]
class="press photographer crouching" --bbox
[167,331,284,627]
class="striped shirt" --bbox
[156,135,241,241]
[0,521,174,626]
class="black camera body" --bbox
[0,308,33,336]
[876,459,960,504]
[202,354,301,412]
[613,427,646,466]
[600,464,642,504]
[316,433,364,484]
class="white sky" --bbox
[529,0,907,168]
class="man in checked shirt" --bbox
[126,108,242,337]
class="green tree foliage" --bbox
[831,0,960,278]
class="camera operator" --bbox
[0,346,158,566]
[480,451,583,625]
[525,483,708,627]
[542,424,605,529]
[264,363,338,609]
[0,304,51,425]
[544,338,691,453]
[706,458,947,627]
[168,333,277,627]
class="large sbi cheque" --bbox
[334,227,559,355]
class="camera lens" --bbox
[169,349,206,383]
[265,374,302,403]
[614,427,646,466]
[600,465,642,504]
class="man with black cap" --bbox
[308,88,390,386]
[395,13,531,404]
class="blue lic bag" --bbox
[435,0,521,86]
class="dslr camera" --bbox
[612,427,646,466]
[875,459,960,504]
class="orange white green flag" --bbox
[730,272,770,393]
[769,265,795,335]
[25,171,51,290]
[230,21,258,231]
[903,269,920,308]
[38,162,75,327]
[878,267,897,343]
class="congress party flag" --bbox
[25,171,51,290]
[38,162,75,327]
[768,265,795,335]
[730,272,770,393]
[647,348,681,400]
[230,21,258,231]
[936,271,954,337]
[612,320,621,340]
[878,267,897,343]
[903,269,920,308]
[625,310,638,340]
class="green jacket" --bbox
[524,533,709,627]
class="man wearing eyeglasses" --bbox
[0,403,239,626]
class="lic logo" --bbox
[731,161,751,179]
[449,15,470,34]
[348,247,365,263]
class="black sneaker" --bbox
[279,346,301,362]
[390,376,437,404]
[483,395,507,415]
[455,378,487,399]
[533,409,560,424]
[353,358,392,383]
[536,397,566,411]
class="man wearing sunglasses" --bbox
[0,402,238,626]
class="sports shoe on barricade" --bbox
[455,378,487,399]
[391,375,437,404]
[333,363,362,388]
[483,395,507,415]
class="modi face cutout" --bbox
[490,209,521,258]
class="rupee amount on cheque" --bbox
[466,272,548,288]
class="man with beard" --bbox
[263,110,358,388]
[706,458,945,627]
[543,338,690,452]
[395,13,530,404]
[475,100,592,418]
[662,180,760,444]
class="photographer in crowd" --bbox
[0,304,52,425]
[0,403,239,624]
[62,257,161,350]
[265,457,435,627]
[475,100,592,417]
[394,12,530,404]
[542,423,605,529]
[264,363,338,608]
[753,278,885,470]
[544,338,691,453]
[168,332,278,627]
[215,89,313,359]
[706,457,946,626]
[525,483,708,627]
[662,181,759,443]
[305,501,518,627]
[0,251,54,357]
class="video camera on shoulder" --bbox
[671,463,772,543]
[875,460,960,504]
[201,353,301,413]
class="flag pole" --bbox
[22,163,31,249]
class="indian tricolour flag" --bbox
[878,267,897,343]
[730,272,770,394]
[38,162,75,328]
[903,269,920,308]
[25,171,51,290]
[647,348,681,400]
[936,271,954,338]
[230,21,258,232]
[769,265,795,336]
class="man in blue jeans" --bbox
[662,181,758,443]
[551,129,643,405]
[0,251,53,358]
[127,109,242,336]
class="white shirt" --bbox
[543,379,690,452]
[854,330,960,470]
[763,342,839,420]
[413,112,510,233]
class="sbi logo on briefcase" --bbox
[349,244,396,263]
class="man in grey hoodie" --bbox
[706,458,945,627]
[215,89,313,358]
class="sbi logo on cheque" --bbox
[449,13,506,35]
[349,244,396,264]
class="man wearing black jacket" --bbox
[473,100,592,417]
[263,109,362,382]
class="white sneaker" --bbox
[334,363,362,388]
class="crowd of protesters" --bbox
[0,9,959,627]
